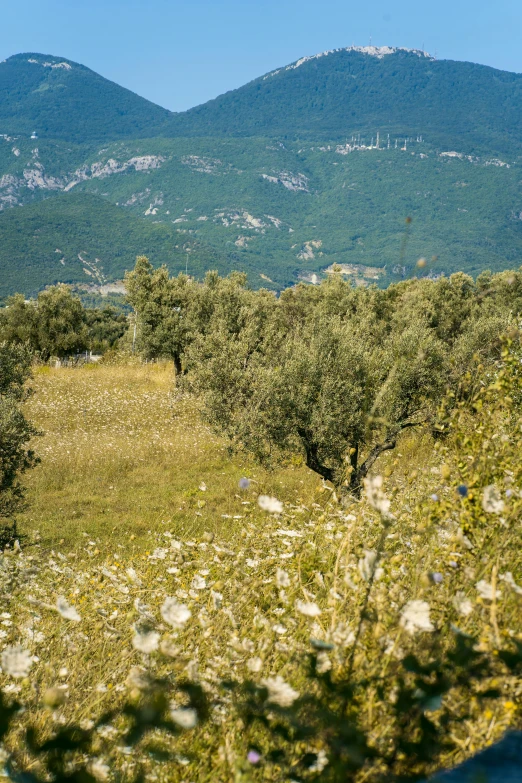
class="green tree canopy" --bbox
[0,343,39,520]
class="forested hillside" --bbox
[0,53,170,141]
[165,47,522,155]
[1,46,522,298]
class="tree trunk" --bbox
[298,430,335,484]
[173,353,182,377]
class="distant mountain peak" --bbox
[264,45,433,79]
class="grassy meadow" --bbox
[1,359,521,781]
[18,362,318,553]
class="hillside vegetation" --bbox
[165,48,522,155]
[1,47,522,297]
[0,54,170,142]
[1,269,522,779]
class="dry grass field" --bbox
[0,360,520,781]
[18,362,319,553]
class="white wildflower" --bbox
[272,623,287,635]
[191,575,206,590]
[126,666,153,690]
[211,591,223,609]
[161,598,191,628]
[126,568,142,585]
[160,637,180,658]
[89,759,110,781]
[247,656,263,673]
[364,475,392,518]
[56,596,81,622]
[199,482,207,492]
[452,591,474,616]
[309,749,329,773]
[331,622,356,647]
[500,572,522,595]
[475,580,501,601]
[170,707,198,729]
[295,599,322,617]
[262,675,300,707]
[400,600,434,634]
[316,652,332,673]
[1,645,33,678]
[258,495,283,514]
[132,630,160,654]
[276,568,291,588]
[482,485,505,514]
[358,550,383,582]
[149,548,167,560]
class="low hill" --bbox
[0,192,229,300]
[165,47,522,155]
[0,53,171,142]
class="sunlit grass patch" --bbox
[19,363,318,552]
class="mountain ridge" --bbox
[1,46,522,300]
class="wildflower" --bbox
[316,652,332,673]
[199,482,207,491]
[161,597,191,628]
[126,567,142,585]
[89,759,110,781]
[364,475,392,518]
[56,596,81,622]
[132,629,160,653]
[457,485,468,498]
[247,657,263,672]
[261,675,300,707]
[239,477,250,490]
[295,599,322,617]
[482,485,505,514]
[211,590,223,609]
[272,623,287,635]
[247,750,262,764]
[331,622,355,647]
[430,572,443,584]
[1,645,33,678]
[258,495,283,514]
[170,707,198,729]
[358,550,383,582]
[191,575,206,590]
[126,666,153,690]
[309,750,329,773]
[276,568,291,588]
[453,591,473,616]
[400,600,434,634]
[475,580,501,600]
[431,494,439,502]
[160,637,180,658]
[499,572,522,595]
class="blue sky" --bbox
[1,0,521,112]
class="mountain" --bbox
[1,46,522,301]
[0,53,171,142]
[0,192,229,299]
[165,46,522,155]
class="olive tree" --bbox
[125,257,276,374]
[186,304,448,493]
[0,286,89,360]
[0,343,39,521]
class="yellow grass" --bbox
[19,363,318,552]
[0,360,518,781]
